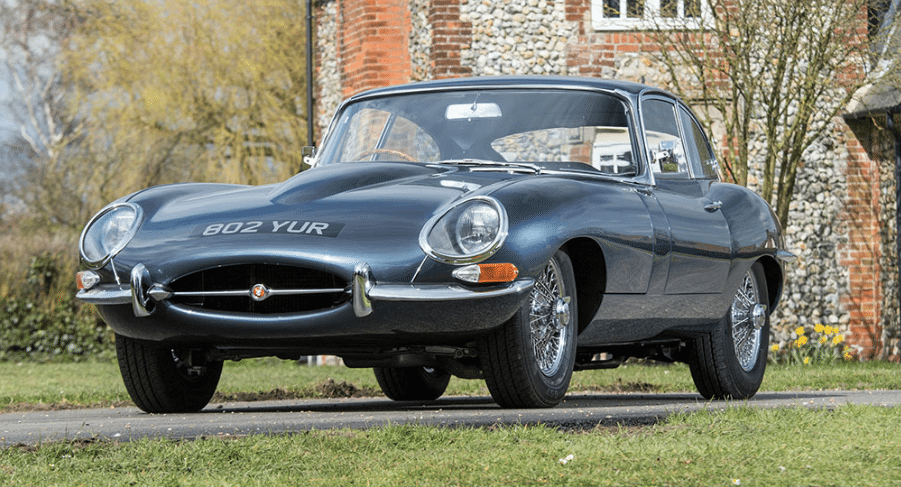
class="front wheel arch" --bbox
[560,238,606,335]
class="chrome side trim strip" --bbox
[775,250,798,263]
[76,285,132,305]
[352,262,533,318]
[369,279,534,302]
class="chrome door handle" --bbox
[704,200,723,212]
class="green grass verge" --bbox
[1,359,898,412]
[1,405,899,485]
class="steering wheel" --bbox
[351,148,418,162]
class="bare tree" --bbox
[0,0,91,226]
[649,0,878,228]
[1,0,311,227]
[65,0,311,187]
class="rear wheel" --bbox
[478,250,578,408]
[373,366,451,401]
[115,334,223,413]
[687,262,769,399]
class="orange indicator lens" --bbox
[76,271,100,290]
[477,263,519,283]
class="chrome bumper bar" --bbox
[76,262,534,319]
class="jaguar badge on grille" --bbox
[250,284,270,302]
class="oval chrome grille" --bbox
[169,264,349,314]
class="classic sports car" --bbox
[76,76,794,413]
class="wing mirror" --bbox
[653,147,674,172]
[301,146,316,171]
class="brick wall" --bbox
[429,0,472,78]
[336,0,412,98]
[315,0,897,360]
[841,132,885,358]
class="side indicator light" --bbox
[453,263,519,283]
[76,271,100,290]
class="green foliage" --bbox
[0,254,113,362]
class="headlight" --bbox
[420,196,507,264]
[79,202,143,269]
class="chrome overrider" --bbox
[76,263,535,318]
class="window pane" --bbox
[603,0,620,17]
[642,99,688,176]
[679,107,718,179]
[660,0,677,18]
[627,0,644,18]
[684,0,701,18]
[339,109,439,162]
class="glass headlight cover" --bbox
[79,202,143,269]
[420,196,508,264]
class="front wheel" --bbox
[115,334,223,413]
[687,262,770,400]
[478,250,578,408]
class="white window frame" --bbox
[591,0,712,31]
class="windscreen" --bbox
[317,89,636,175]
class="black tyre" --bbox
[115,334,223,413]
[373,366,451,401]
[687,262,770,400]
[478,250,578,408]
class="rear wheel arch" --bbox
[755,255,784,311]
[561,238,606,334]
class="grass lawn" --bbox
[1,359,899,485]
[1,358,899,412]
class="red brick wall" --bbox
[429,0,472,79]
[841,132,885,358]
[337,0,412,98]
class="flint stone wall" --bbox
[314,0,899,359]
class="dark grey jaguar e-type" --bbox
[76,76,794,413]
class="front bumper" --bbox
[77,262,534,346]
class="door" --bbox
[641,97,732,294]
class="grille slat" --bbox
[169,264,349,314]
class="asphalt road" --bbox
[2,390,900,446]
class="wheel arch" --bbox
[560,237,606,334]
[755,255,784,311]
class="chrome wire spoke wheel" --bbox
[478,249,577,408]
[529,258,571,377]
[731,269,767,372]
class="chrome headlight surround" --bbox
[420,196,508,265]
[79,202,143,269]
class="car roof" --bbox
[347,75,675,102]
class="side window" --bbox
[642,98,688,177]
[679,107,719,179]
